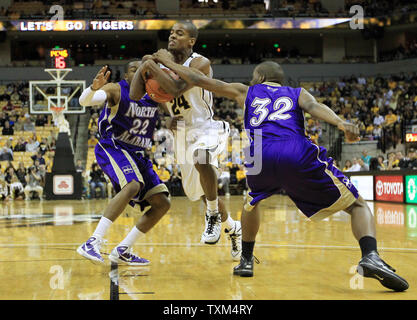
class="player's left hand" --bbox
[153,49,174,64]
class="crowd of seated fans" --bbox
[342,148,417,172]
[0,81,58,201]
[305,71,417,150]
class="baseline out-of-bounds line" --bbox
[0,242,417,252]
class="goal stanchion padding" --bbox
[45,132,82,200]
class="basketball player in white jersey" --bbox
[132,21,241,260]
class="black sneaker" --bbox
[233,255,259,277]
[358,250,409,292]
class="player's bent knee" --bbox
[124,180,141,197]
[345,196,368,214]
[149,193,171,213]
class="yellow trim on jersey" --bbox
[142,183,169,201]
[308,143,356,221]
[120,149,144,186]
[97,141,128,188]
[262,81,282,87]
[108,100,120,124]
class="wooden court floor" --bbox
[0,195,416,300]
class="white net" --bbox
[51,107,70,135]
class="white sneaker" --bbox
[225,221,242,261]
[77,236,106,264]
[109,245,150,266]
[225,193,230,199]
[201,211,222,244]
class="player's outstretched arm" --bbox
[298,88,360,143]
[79,65,120,107]
[154,54,248,107]
[129,61,147,101]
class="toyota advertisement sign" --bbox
[375,176,404,202]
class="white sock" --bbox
[223,214,235,229]
[207,198,218,213]
[119,226,145,247]
[92,216,112,239]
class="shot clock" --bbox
[46,48,70,69]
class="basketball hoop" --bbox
[51,106,70,135]
[51,106,65,117]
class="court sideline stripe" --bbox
[1,242,417,252]
[110,262,119,300]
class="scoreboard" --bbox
[46,48,70,69]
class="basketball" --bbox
[145,69,179,103]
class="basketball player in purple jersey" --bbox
[153,53,408,292]
[76,60,170,266]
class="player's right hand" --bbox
[91,65,111,90]
[337,121,360,143]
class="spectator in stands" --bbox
[347,158,361,172]
[399,148,417,170]
[6,168,24,200]
[31,151,45,166]
[35,115,46,126]
[88,113,99,132]
[2,121,14,135]
[387,152,401,170]
[15,162,27,186]
[342,160,352,172]
[373,125,382,140]
[38,164,46,186]
[0,178,10,201]
[157,165,171,184]
[373,112,385,127]
[89,163,106,199]
[88,129,99,148]
[0,112,7,127]
[3,100,15,112]
[75,159,85,173]
[218,165,231,198]
[361,150,371,166]
[407,149,417,170]
[358,158,370,171]
[23,114,35,132]
[0,145,13,161]
[25,137,39,153]
[384,109,398,128]
[49,136,56,151]
[24,166,43,201]
[369,157,380,171]
[13,116,25,131]
[377,156,386,170]
[39,138,49,155]
[13,137,26,152]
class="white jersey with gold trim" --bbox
[162,52,222,130]
[161,52,230,201]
